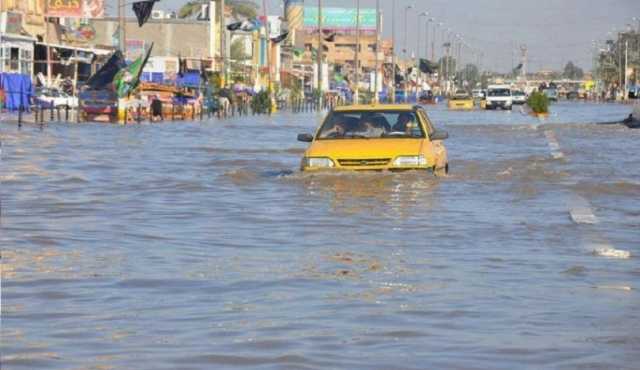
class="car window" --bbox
[488,89,511,97]
[417,109,435,136]
[317,111,425,139]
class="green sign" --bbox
[304,7,377,30]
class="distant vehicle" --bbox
[566,91,580,100]
[419,90,436,105]
[34,87,78,108]
[543,88,558,102]
[485,84,512,110]
[472,89,485,99]
[297,104,449,175]
[512,90,527,105]
[448,90,474,110]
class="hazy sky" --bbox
[151,0,639,73]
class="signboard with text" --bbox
[304,7,377,31]
[47,0,84,18]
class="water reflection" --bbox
[290,171,440,219]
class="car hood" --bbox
[306,138,424,159]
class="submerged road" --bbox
[1,101,639,369]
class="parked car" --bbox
[34,87,78,108]
[472,89,485,99]
[297,104,449,176]
[512,90,527,105]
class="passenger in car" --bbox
[354,119,386,137]
[392,112,415,132]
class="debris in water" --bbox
[594,285,633,291]
[593,247,631,259]
[570,207,599,224]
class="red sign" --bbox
[47,0,84,18]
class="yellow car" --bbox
[297,104,449,175]
[448,90,474,110]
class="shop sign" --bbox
[47,0,84,18]
[1,11,23,35]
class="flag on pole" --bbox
[85,50,127,90]
[270,32,289,44]
[226,21,243,31]
[419,59,439,74]
[132,0,158,27]
[114,43,154,98]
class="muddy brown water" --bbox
[2,101,639,369]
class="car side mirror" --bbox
[297,133,314,142]
[430,130,449,141]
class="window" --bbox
[317,111,425,139]
[417,109,435,135]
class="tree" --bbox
[563,61,584,80]
[230,37,249,60]
[457,64,479,87]
[178,0,258,20]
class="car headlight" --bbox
[303,157,335,168]
[393,155,427,167]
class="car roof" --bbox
[333,104,417,112]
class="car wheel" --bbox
[434,163,449,177]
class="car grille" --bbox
[338,158,391,167]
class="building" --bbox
[0,0,46,76]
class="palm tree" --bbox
[178,0,258,20]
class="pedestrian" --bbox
[150,95,164,122]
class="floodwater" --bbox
[2,101,639,369]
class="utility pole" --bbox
[425,18,431,63]
[263,0,272,96]
[373,0,379,102]
[44,0,51,85]
[417,12,428,59]
[403,5,412,102]
[624,39,629,100]
[520,45,528,80]
[391,0,396,103]
[354,0,360,104]
[118,0,126,55]
[317,0,323,96]
[220,0,226,87]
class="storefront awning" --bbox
[35,42,113,56]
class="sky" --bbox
[150,0,640,73]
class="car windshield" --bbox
[317,110,425,139]
[513,91,525,96]
[488,89,510,97]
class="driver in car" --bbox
[392,112,415,133]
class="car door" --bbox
[417,108,447,169]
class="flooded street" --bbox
[2,102,639,369]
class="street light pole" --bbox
[317,0,323,96]
[118,0,126,54]
[403,5,413,102]
[263,0,272,98]
[425,18,432,62]
[374,0,380,103]
[391,0,396,103]
[417,12,428,59]
[354,0,360,104]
